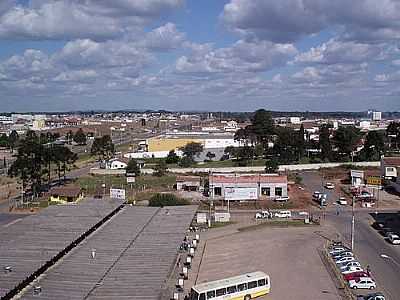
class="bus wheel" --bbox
[244,295,251,300]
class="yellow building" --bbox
[147,137,202,152]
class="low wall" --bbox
[166,161,380,174]
[89,168,126,175]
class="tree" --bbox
[265,158,279,173]
[254,144,264,158]
[224,146,237,159]
[91,135,115,161]
[249,109,275,147]
[126,159,141,177]
[52,145,77,184]
[154,160,167,177]
[180,142,203,166]
[165,150,180,164]
[272,127,298,164]
[297,124,306,160]
[362,131,385,161]
[66,130,74,145]
[73,128,87,145]
[205,151,216,161]
[386,121,400,150]
[0,134,8,148]
[8,130,19,152]
[319,124,332,161]
[333,126,361,161]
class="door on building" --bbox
[214,187,222,196]
[261,187,271,196]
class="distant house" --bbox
[209,173,288,200]
[176,176,201,191]
[381,157,400,193]
[49,186,83,203]
[104,158,130,170]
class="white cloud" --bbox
[143,23,186,51]
[0,0,183,40]
[176,40,297,74]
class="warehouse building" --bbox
[209,173,288,200]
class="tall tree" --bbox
[91,135,115,161]
[386,121,400,150]
[333,126,361,160]
[126,159,141,177]
[362,131,386,161]
[180,142,203,161]
[8,130,19,152]
[297,124,306,160]
[73,128,87,145]
[165,150,180,164]
[319,124,332,161]
[249,109,275,148]
[153,160,167,177]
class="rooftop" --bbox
[210,173,287,184]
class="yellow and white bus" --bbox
[189,271,270,300]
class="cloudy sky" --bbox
[0,0,400,112]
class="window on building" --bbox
[275,187,283,197]
[261,187,271,196]
[214,187,222,196]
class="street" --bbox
[301,171,400,300]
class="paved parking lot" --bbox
[186,216,340,300]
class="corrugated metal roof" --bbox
[0,198,123,299]
[16,205,197,300]
[210,174,287,184]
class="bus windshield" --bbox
[189,289,199,300]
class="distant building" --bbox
[209,173,288,200]
[289,117,301,124]
[105,158,130,170]
[49,186,83,203]
[359,121,371,130]
[176,176,201,191]
[372,111,382,121]
[381,157,400,193]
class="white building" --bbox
[359,121,371,130]
[372,111,382,121]
[381,157,400,193]
[289,117,301,124]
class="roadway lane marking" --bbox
[3,218,22,228]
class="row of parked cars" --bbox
[328,242,385,300]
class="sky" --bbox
[0,0,400,112]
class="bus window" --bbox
[206,291,215,299]
[227,286,237,294]
[248,281,257,289]
[216,288,226,296]
[199,293,206,300]
[258,279,266,286]
[238,283,247,291]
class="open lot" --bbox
[186,214,341,300]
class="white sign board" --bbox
[196,213,207,224]
[214,212,231,223]
[126,177,136,184]
[110,188,126,200]
[224,187,258,200]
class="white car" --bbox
[325,182,335,189]
[274,210,292,218]
[349,277,376,290]
[388,233,400,245]
[341,266,364,274]
[329,247,348,256]
[332,251,354,260]
[336,256,355,264]
[255,211,271,219]
[274,196,290,202]
[313,191,321,199]
[340,261,362,271]
[338,197,347,205]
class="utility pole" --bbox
[351,196,355,251]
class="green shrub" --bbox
[149,193,190,207]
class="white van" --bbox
[274,210,292,218]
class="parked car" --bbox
[332,251,354,260]
[274,210,292,218]
[356,292,385,300]
[337,197,348,205]
[313,191,321,199]
[344,271,369,282]
[274,196,290,202]
[329,247,349,256]
[349,277,376,290]
[255,211,271,219]
[358,191,374,199]
[340,263,362,273]
[336,256,355,264]
[325,182,335,189]
[388,233,400,245]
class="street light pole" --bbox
[351,196,355,251]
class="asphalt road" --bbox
[301,171,400,300]
[0,213,25,227]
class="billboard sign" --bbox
[126,176,136,184]
[224,187,258,200]
[110,188,126,200]
[367,176,382,186]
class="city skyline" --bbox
[0,0,400,112]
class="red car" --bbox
[344,271,369,282]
